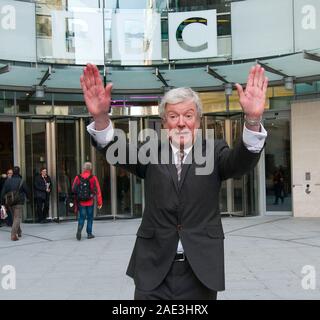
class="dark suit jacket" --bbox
[0,175,30,205]
[34,174,52,200]
[93,136,263,291]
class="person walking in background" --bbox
[72,162,102,240]
[117,167,130,213]
[0,173,7,194]
[34,167,52,223]
[0,166,30,241]
[0,168,13,194]
[273,167,285,205]
[0,168,13,227]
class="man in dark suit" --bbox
[80,63,268,300]
[34,167,52,223]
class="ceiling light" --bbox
[224,83,233,96]
[284,76,294,90]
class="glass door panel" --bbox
[114,119,132,217]
[205,116,227,213]
[24,120,47,222]
[130,119,143,217]
[0,121,14,174]
[96,150,112,217]
[56,119,80,220]
[230,115,244,214]
[204,114,257,216]
[264,111,292,213]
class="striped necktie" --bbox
[176,150,185,181]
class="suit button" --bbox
[177,225,182,231]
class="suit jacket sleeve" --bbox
[34,175,46,192]
[217,139,264,181]
[91,137,149,179]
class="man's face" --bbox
[41,169,47,176]
[7,170,13,178]
[163,99,200,148]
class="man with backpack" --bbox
[72,162,102,240]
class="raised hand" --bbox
[80,63,113,130]
[235,64,268,119]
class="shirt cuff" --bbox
[86,120,114,147]
[243,123,267,153]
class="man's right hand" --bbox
[80,63,113,130]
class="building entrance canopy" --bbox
[1,49,320,94]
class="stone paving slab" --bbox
[0,216,320,300]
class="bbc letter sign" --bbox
[168,10,217,60]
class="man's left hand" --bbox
[235,64,268,118]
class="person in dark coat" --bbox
[0,166,30,241]
[0,168,13,226]
[34,167,52,223]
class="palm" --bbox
[235,65,268,118]
[84,82,110,116]
[80,64,112,117]
[239,84,265,116]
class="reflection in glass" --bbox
[36,15,52,37]
[24,121,47,222]
[36,0,67,11]
[0,122,14,174]
[117,167,131,215]
[264,117,292,212]
[217,14,231,36]
[114,119,131,216]
[231,117,243,212]
[111,9,162,65]
[96,150,112,216]
[56,120,79,219]
[37,7,104,64]
[205,116,227,212]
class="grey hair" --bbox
[83,162,92,171]
[159,87,203,120]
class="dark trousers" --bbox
[134,258,217,300]
[11,205,22,238]
[35,197,49,222]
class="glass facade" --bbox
[2,0,320,220]
[31,0,232,65]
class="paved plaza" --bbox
[0,216,320,300]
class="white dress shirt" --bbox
[87,120,267,253]
[87,121,267,153]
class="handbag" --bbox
[0,205,8,220]
[4,179,23,206]
[66,197,75,213]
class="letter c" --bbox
[176,17,208,52]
